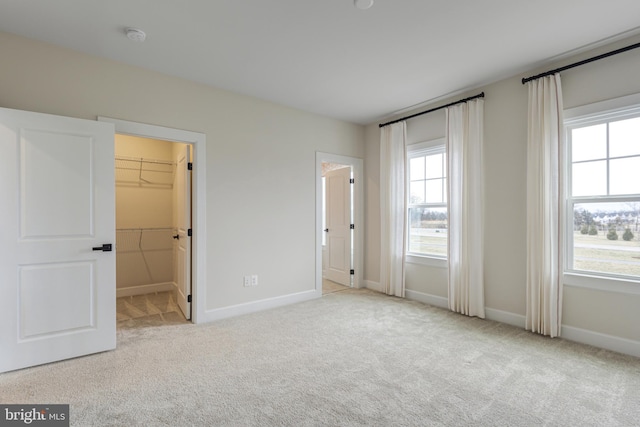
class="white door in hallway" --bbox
[325,166,352,286]
[174,146,191,319]
[0,107,116,373]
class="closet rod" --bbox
[116,227,174,231]
[115,155,175,165]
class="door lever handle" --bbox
[92,243,113,252]
[173,234,180,240]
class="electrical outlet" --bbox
[251,275,258,286]
[243,276,251,287]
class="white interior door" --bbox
[0,107,116,373]
[324,167,352,286]
[174,145,191,319]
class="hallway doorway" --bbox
[315,152,363,294]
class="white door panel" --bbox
[0,107,115,373]
[324,167,352,286]
[19,262,95,338]
[174,146,191,319]
[20,130,94,237]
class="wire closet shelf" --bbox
[115,156,176,187]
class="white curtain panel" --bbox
[526,74,563,337]
[446,99,485,318]
[380,121,407,297]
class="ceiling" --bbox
[1,1,640,125]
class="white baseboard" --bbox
[485,307,526,328]
[404,290,527,327]
[198,283,640,359]
[364,280,382,292]
[561,325,640,358]
[404,289,526,327]
[404,289,448,309]
[203,289,320,322]
[483,309,639,358]
[116,282,175,298]
[403,290,639,358]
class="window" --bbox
[407,140,447,258]
[565,109,640,280]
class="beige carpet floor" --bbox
[1,288,639,426]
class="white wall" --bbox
[0,31,364,313]
[365,34,640,350]
[3,28,638,352]
[363,123,381,289]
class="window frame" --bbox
[563,97,640,292]
[406,138,447,265]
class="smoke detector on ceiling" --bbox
[125,28,146,42]
[354,0,374,10]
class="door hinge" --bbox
[188,162,193,170]
[350,269,355,275]
[187,295,192,303]
[350,224,355,230]
[187,229,192,237]
[350,178,354,184]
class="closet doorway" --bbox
[115,134,193,325]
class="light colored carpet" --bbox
[1,289,639,426]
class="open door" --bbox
[0,107,116,373]
[324,166,352,286]
[174,145,192,319]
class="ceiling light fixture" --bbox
[354,0,374,10]
[125,27,146,42]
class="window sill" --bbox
[563,272,640,296]
[406,254,447,268]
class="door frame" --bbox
[315,152,363,293]
[99,117,207,324]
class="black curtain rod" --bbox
[378,92,485,128]
[522,41,640,84]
